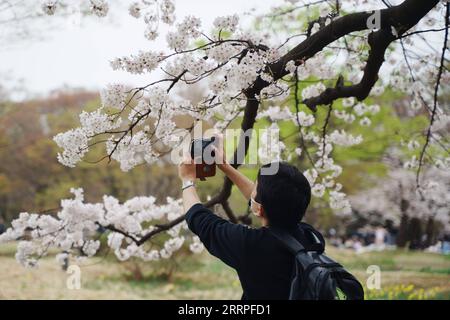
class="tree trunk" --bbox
[396,213,409,248]
[424,217,436,248]
[407,217,423,250]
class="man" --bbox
[178,135,323,300]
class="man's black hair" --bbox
[256,162,311,228]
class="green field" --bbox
[0,243,448,300]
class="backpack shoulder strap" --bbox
[268,226,306,255]
[299,222,326,254]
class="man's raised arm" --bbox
[213,134,255,201]
[177,155,248,270]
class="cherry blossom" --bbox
[0,188,202,267]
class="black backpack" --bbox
[269,223,364,300]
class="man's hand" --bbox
[178,155,196,181]
[211,133,255,200]
[178,154,201,212]
[212,133,227,169]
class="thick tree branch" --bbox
[303,28,394,111]
[221,200,238,224]
[136,215,186,245]
[258,0,439,111]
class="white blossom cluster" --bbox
[79,108,122,136]
[400,112,450,171]
[128,0,176,40]
[41,0,109,17]
[329,130,363,147]
[110,51,165,75]
[0,188,203,267]
[213,14,239,33]
[55,81,191,170]
[100,83,127,109]
[106,131,155,172]
[285,52,335,81]
[350,168,450,230]
[90,0,109,17]
[301,83,327,100]
[166,15,202,50]
[42,1,177,40]
[53,128,90,167]
[53,107,122,167]
[258,123,285,164]
[41,1,58,15]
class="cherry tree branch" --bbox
[301,0,440,111]
[303,28,394,111]
[293,67,317,170]
[416,2,449,188]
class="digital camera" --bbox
[190,137,216,180]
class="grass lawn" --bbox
[0,242,448,300]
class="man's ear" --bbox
[259,206,265,218]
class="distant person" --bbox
[353,238,363,253]
[442,233,450,255]
[0,217,5,235]
[328,228,343,248]
[375,226,386,248]
[384,220,398,246]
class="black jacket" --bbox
[185,203,323,300]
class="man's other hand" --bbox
[212,133,227,169]
[178,155,196,181]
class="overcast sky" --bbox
[0,0,281,100]
[0,0,444,101]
